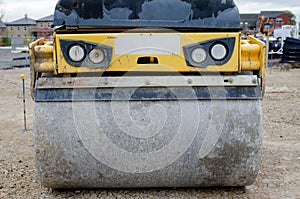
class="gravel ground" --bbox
[0,49,299,198]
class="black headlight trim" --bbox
[60,39,113,69]
[183,37,236,68]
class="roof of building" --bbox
[36,15,54,22]
[240,13,259,27]
[259,11,286,18]
[7,14,36,26]
[0,21,6,28]
[240,13,260,20]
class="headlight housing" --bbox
[60,40,112,69]
[183,37,235,68]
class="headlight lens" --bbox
[69,45,85,62]
[191,48,207,63]
[88,48,105,64]
[210,43,227,61]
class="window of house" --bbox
[48,22,50,27]
[17,26,20,31]
[276,18,283,23]
[10,27,13,31]
[41,23,43,27]
[24,26,27,31]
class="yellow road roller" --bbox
[30,0,265,188]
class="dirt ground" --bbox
[0,64,299,198]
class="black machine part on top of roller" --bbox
[54,0,241,30]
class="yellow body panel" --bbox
[241,36,265,71]
[29,38,55,72]
[55,32,240,73]
[243,36,266,94]
[30,34,265,83]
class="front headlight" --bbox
[89,48,105,64]
[69,45,85,62]
[210,43,227,61]
[191,48,207,63]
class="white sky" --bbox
[1,0,300,23]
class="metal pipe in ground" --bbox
[20,74,27,132]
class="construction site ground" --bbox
[0,49,299,198]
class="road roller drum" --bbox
[30,0,265,188]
